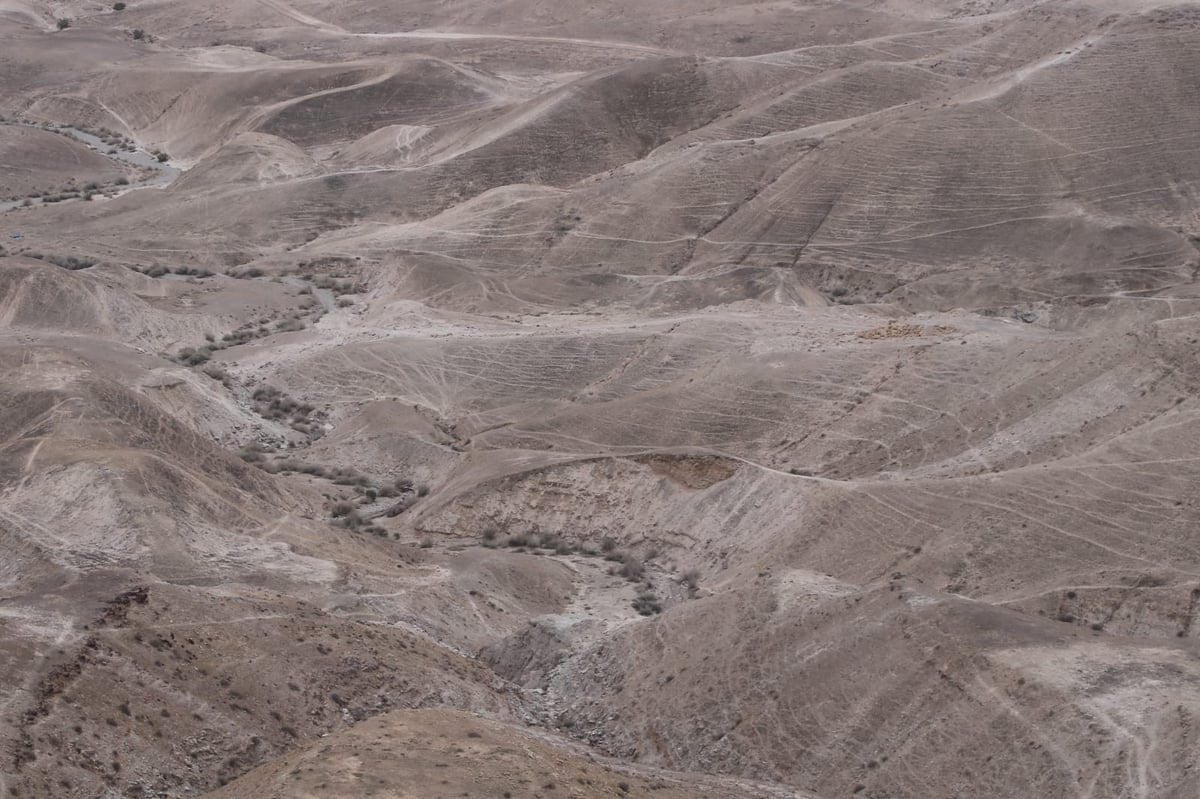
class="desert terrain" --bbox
[2,0,1200,797]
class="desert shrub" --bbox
[56,18,71,30]
[682,570,701,594]
[113,2,126,9]
[618,554,644,581]
[385,497,415,517]
[155,150,168,162]
[632,593,662,616]
[237,446,265,463]
[131,28,144,40]
[202,364,230,385]
[176,347,211,366]
[330,500,354,518]
[47,255,97,270]
[506,533,530,548]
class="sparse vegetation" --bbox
[27,253,100,271]
[175,347,211,367]
[632,592,662,616]
[202,364,231,387]
[56,18,71,30]
[617,555,644,582]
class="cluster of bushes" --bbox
[201,364,232,388]
[306,274,360,296]
[30,185,98,203]
[295,256,366,296]
[552,209,582,236]
[138,264,214,278]
[47,254,98,270]
[238,449,422,530]
[329,476,424,537]
[176,315,306,368]
[22,252,99,271]
[21,174,135,205]
[498,530,576,555]
[250,385,324,434]
[483,527,702,615]
[85,126,138,153]
[632,592,662,616]
[244,450,352,480]
[176,346,212,367]
[383,479,429,517]
[488,529,660,579]
[297,256,357,271]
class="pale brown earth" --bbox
[2,0,1200,798]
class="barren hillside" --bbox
[3,1,1200,797]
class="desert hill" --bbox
[3,0,1200,797]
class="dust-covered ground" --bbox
[3,0,1200,797]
